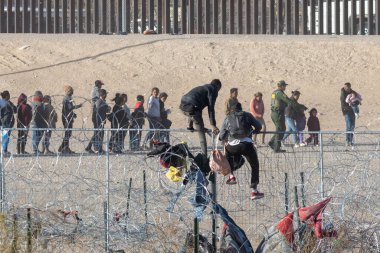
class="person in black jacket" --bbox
[0,91,17,155]
[340,82,356,146]
[219,103,264,200]
[130,95,145,151]
[59,86,82,154]
[180,79,222,155]
[108,93,128,153]
[16,93,32,155]
[159,92,171,143]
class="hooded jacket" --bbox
[180,83,219,127]
[17,93,32,128]
[0,99,17,128]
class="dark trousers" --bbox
[87,122,104,152]
[17,129,28,154]
[59,121,73,151]
[182,109,208,155]
[225,142,260,189]
[110,129,125,152]
[305,134,319,145]
[269,111,286,151]
[43,130,52,149]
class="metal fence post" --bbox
[105,129,110,253]
[319,132,324,199]
[0,126,4,213]
[210,133,217,251]
[284,173,289,214]
[194,217,199,253]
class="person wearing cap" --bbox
[179,79,222,155]
[86,88,110,154]
[225,88,239,115]
[30,90,48,155]
[250,92,266,145]
[0,91,17,156]
[42,95,57,155]
[59,86,82,154]
[219,102,264,200]
[268,80,296,153]
[282,90,308,148]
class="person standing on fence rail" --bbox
[250,92,266,145]
[219,102,264,200]
[268,80,296,153]
[42,95,57,155]
[31,91,48,155]
[16,93,32,155]
[180,79,222,155]
[0,91,17,156]
[340,82,356,147]
[59,86,82,154]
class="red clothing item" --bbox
[250,98,264,120]
[17,93,32,128]
[134,101,143,109]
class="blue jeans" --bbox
[283,116,299,144]
[32,130,44,152]
[344,112,355,145]
[2,130,11,152]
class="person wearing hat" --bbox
[30,90,48,155]
[86,88,110,154]
[0,91,17,156]
[58,85,82,154]
[268,80,296,153]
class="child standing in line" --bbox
[304,108,320,146]
[345,91,362,118]
[130,95,145,151]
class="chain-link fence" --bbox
[0,128,379,252]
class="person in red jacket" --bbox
[304,108,321,146]
[16,93,32,155]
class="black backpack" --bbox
[227,111,252,139]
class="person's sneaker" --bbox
[251,191,264,200]
[85,147,95,154]
[300,142,307,147]
[294,144,300,148]
[187,127,195,132]
[226,176,237,185]
[355,113,359,119]
[2,151,11,156]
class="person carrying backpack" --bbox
[219,102,264,200]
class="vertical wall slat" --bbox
[189,0,194,33]
[117,0,122,33]
[70,0,75,33]
[302,0,307,34]
[277,0,283,34]
[359,0,365,34]
[46,0,52,33]
[149,0,154,30]
[221,0,226,33]
[157,0,162,33]
[141,0,146,32]
[368,0,373,34]
[62,0,67,33]
[22,0,28,33]
[101,0,106,33]
[205,0,210,34]
[310,0,315,34]
[246,0,251,34]
[343,0,348,34]
[253,0,258,34]
[109,0,115,33]
[174,0,179,33]
[93,0,99,33]
[326,0,332,34]
[54,0,59,33]
[335,0,340,35]
[293,0,299,34]
[165,0,170,33]
[229,0,234,34]
[125,0,130,33]
[350,0,356,34]
[285,0,291,34]
[197,0,202,33]
[38,0,43,33]
[86,0,91,33]
[261,0,266,34]
[133,0,138,33]
[318,0,323,34]
[7,0,12,33]
[237,0,242,34]
[181,0,186,34]
[376,0,380,35]
[269,0,274,34]
[15,0,21,33]
[0,0,4,33]
[213,0,218,34]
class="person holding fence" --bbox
[31,91,48,155]
[16,93,32,155]
[0,91,17,156]
[250,92,266,145]
[180,79,222,155]
[42,95,57,155]
[59,86,82,154]
[219,102,264,200]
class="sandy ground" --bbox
[0,34,379,131]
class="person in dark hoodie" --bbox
[16,93,32,155]
[304,108,321,146]
[129,95,145,151]
[180,79,222,155]
[59,85,82,154]
[0,91,17,155]
[108,93,128,153]
[30,90,47,155]
[219,102,264,200]
[340,82,356,147]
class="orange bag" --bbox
[209,147,231,176]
